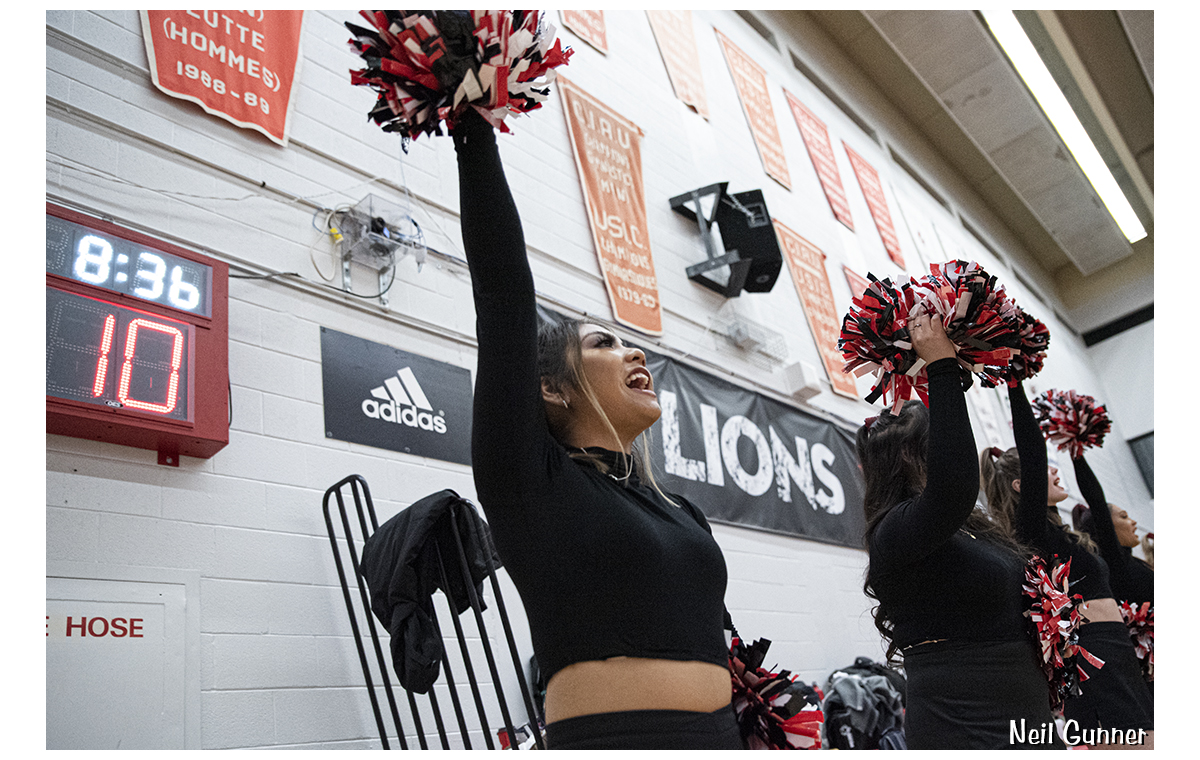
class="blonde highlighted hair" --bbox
[537,314,676,504]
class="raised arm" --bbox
[1072,454,1126,574]
[1008,382,1048,545]
[452,112,550,501]
[872,312,980,564]
[875,358,981,556]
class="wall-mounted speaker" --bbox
[669,184,782,297]
[713,189,781,293]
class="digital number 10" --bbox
[93,314,185,415]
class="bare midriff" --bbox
[544,657,732,724]
[1080,597,1123,624]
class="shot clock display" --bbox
[47,213,213,318]
[46,203,230,463]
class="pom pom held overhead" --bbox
[346,10,573,142]
[837,260,1021,412]
[997,309,1050,387]
[1033,389,1111,457]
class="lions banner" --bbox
[645,351,865,548]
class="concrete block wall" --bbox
[45,10,1152,749]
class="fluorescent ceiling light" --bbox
[981,10,1147,243]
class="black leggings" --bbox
[545,704,744,750]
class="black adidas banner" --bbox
[320,327,473,465]
[644,350,866,548]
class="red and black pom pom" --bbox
[838,273,925,412]
[729,631,824,749]
[995,309,1050,387]
[1023,554,1106,712]
[838,261,1021,411]
[1033,389,1112,458]
[346,11,572,142]
[1120,601,1153,683]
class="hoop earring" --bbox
[562,398,569,409]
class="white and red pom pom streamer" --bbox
[1033,389,1111,458]
[346,10,572,142]
[838,273,925,412]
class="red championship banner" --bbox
[775,221,859,398]
[141,11,304,146]
[561,10,608,54]
[843,266,871,301]
[715,30,791,190]
[843,143,905,268]
[559,77,663,335]
[785,90,855,231]
[646,11,708,119]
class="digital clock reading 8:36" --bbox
[47,215,213,318]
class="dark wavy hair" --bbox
[856,400,1025,663]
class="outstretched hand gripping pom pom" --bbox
[346,11,572,143]
[838,260,1021,412]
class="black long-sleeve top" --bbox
[1009,384,1112,601]
[868,359,1030,648]
[1073,455,1153,605]
[452,114,729,685]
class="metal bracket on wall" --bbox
[669,182,750,298]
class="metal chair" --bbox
[323,474,544,749]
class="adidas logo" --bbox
[361,367,448,434]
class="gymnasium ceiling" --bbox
[789,10,1153,337]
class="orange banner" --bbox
[559,77,662,335]
[775,220,859,398]
[646,11,708,119]
[785,91,855,231]
[716,30,790,190]
[844,143,905,268]
[843,266,871,301]
[141,11,304,146]
[561,10,608,54]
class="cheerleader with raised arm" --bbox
[982,386,1153,749]
[346,13,741,749]
[857,309,1059,749]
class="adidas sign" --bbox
[361,367,448,434]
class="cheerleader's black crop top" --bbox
[867,359,1031,648]
[452,115,729,684]
[1008,385,1113,602]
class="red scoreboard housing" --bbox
[46,203,229,464]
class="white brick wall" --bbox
[45,10,1153,749]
